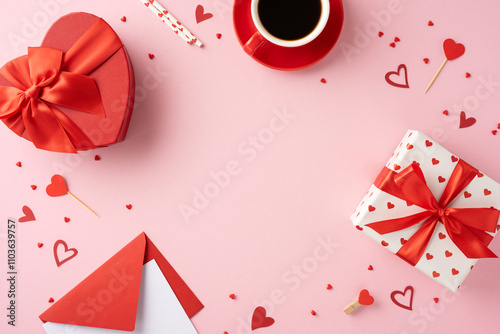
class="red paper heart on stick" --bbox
[385,64,409,88]
[251,306,275,330]
[443,39,465,60]
[53,240,78,267]
[390,286,414,311]
[46,174,68,197]
[358,289,374,305]
[459,111,476,129]
[19,205,36,222]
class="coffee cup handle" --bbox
[243,31,267,56]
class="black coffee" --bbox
[258,0,322,41]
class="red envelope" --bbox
[39,233,203,331]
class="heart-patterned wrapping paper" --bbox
[351,130,500,292]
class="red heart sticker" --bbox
[385,64,409,88]
[46,174,68,197]
[358,289,374,305]
[53,240,78,267]
[390,286,414,311]
[459,111,476,129]
[251,306,274,330]
[195,5,213,24]
[443,39,465,60]
[19,205,36,222]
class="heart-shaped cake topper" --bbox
[46,174,68,197]
[251,306,275,330]
[53,240,79,267]
[358,289,374,305]
[385,64,409,88]
[443,39,465,60]
[390,286,414,310]
[19,205,36,222]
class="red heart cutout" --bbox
[445,250,453,257]
[438,176,446,183]
[195,5,213,24]
[443,39,465,60]
[251,306,274,330]
[46,174,68,197]
[387,202,395,209]
[426,253,433,260]
[459,111,476,129]
[385,64,409,88]
[19,205,36,222]
[53,240,78,267]
[451,268,459,275]
[484,189,492,196]
[432,271,440,278]
[438,232,446,239]
[390,286,414,311]
[358,289,374,305]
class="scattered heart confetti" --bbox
[497,123,500,129]
[48,297,54,303]
[428,21,434,26]
[423,58,429,64]
[229,293,235,299]
[442,110,449,116]
[148,53,155,59]
[368,265,373,270]
[53,240,78,267]
[16,161,22,167]
[31,185,37,190]
[195,5,213,23]
[19,205,36,222]
[320,78,326,84]
[251,306,275,330]
[37,243,44,248]
[389,42,396,48]
[94,155,101,161]
[358,289,374,305]
[465,72,471,78]
[390,286,414,311]
[385,64,409,88]
[120,16,126,22]
[224,332,228,334]
[326,284,333,290]
[64,217,70,223]
[394,37,400,42]
[434,297,439,303]
[378,31,384,37]
[311,310,316,316]
[493,130,497,135]
[459,111,476,129]
[126,204,132,210]
[216,33,222,39]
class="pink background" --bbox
[1,0,500,333]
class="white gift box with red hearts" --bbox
[350,130,500,292]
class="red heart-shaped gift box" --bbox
[0,12,135,153]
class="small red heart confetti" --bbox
[16,161,22,167]
[126,204,132,210]
[94,155,101,161]
[492,130,497,135]
[423,58,429,64]
[439,232,446,239]
[497,123,500,129]
[64,217,70,223]
[48,297,54,303]
[216,33,222,39]
[484,189,492,196]
[120,16,126,22]
[148,53,155,59]
[445,250,453,257]
[452,268,459,275]
[425,140,433,147]
[389,42,396,48]
[31,185,37,190]
[326,284,333,290]
[37,243,43,248]
[368,265,373,270]
[224,332,228,334]
[434,298,439,303]
[464,191,472,198]
[465,72,471,78]
[442,110,449,115]
[394,37,400,42]
[320,78,326,84]
[311,310,316,316]
[229,294,235,299]
[368,205,376,212]
[426,253,433,260]
[381,240,389,246]
[428,21,434,26]
[432,271,440,278]
[378,31,384,37]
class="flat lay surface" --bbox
[1,0,500,333]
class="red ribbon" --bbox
[366,160,498,266]
[0,19,123,153]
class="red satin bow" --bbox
[0,18,123,153]
[366,160,498,266]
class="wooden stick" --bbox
[67,191,99,217]
[424,58,447,93]
[344,299,361,315]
